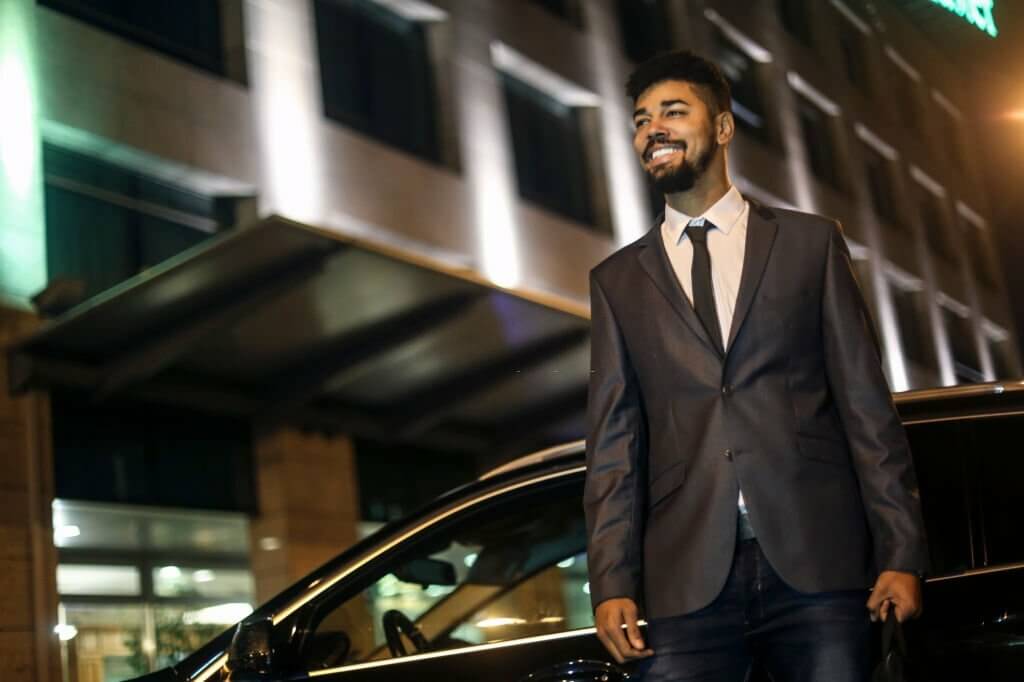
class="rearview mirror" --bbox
[225,616,274,680]
[393,557,457,587]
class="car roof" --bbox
[481,379,1024,480]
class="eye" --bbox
[667,109,685,117]
[634,119,649,130]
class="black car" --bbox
[133,381,1024,682]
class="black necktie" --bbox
[687,221,724,356]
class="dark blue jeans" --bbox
[634,539,871,681]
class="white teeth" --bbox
[651,147,680,160]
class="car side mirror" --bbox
[225,616,275,680]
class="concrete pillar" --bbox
[249,427,361,602]
[0,306,60,682]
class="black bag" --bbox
[871,616,910,682]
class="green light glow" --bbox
[0,0,47,304]
[929,0,999,38]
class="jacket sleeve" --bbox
[821,221,930,576]
[584,273,646,609]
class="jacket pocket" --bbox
[795,432,850,465]
[648,458,687,509]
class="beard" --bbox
[647,135,718,195]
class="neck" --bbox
[664,162,731,218]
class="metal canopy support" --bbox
[259,290,486,421]
[392,326,589,437]
[94,250,332,399]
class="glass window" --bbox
[964,416,1024,567]
[988,337,1016,380]
[528,0,584,29]
[904,420,974,575]
[891,286,937,380]
[616,0,672,64]
[862,144,902,229]
[60,604,149,682]
[965,223,997,289]
[152,565,254,600]
[502,73,598,228]
[314,0,442,165]
[38,0,230,78]
[778,0,813,46]
[711,27,770,144]
[942,307,983,384]
[916,185,956,262]
[57,564,142,596]
[835,9,871,95]
[295,479,589,670]
[795,93,842,190]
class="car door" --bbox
[276,471,636,682]
[904,414,1024,681]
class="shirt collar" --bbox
[663,185,746,245]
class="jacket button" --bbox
[724,449,734,460]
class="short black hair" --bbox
[625,50,732,117]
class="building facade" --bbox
[0,0,1020,679]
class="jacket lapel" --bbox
[637,222,723,359]
[725,204,778,353]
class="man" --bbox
[584,50,928,681]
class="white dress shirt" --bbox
[660,185,751,514]
[660,184,749,349]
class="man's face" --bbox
[632,80,722,195]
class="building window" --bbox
[914,183,956,264]
[314,0,444,165]
[891,285,937,386]
[54,499,254,679]
[964,221,997,289]
[987,335,1016,379]
[710,26,770,144]
[501,73,603,229]
[886,49,924,133]
[778,0,814,46]
[935,97,967,171]
[616,0,672,64]
[941,304,982,384]
[861,143,902,229]
[834,5,872,95]
[43,144,235,307]
[528,0,584,29]
[795,93,842,190]
[38,0,243,81]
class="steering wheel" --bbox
[382,609,430,657]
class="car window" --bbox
[964,414,1024,567]
[906,419,974,575]
[907,413,1024,576]
[296,477,591,670]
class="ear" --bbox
[716,111,736,145]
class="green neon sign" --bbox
[929,0,999,38]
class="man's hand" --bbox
[594,598,653,663]
[867,570,923,623]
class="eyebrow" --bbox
[633,99,692,118]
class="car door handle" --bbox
[519,659,629,682]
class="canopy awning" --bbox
[8,216,591,459]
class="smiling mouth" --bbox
[645,144,685,164]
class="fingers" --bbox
[595,600,653,663]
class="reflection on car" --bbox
[130,381,1024,682]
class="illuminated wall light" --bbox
[582,581,590,595]
[0,0,47,302]
[53,624,78,642]
[55,525,81,540]
[259,536,282,551]
[193,569,216,583]
[463,552,478,568]
[159,565,182,579]
[556,557,575,569]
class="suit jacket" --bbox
[584,201,929,619]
